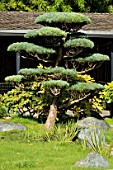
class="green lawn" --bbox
[0,141,86,170]
[0,116,113,170]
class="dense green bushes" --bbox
[0,95,8,118]
[100,81,113,106]
[0,73,104,120]
[0,0,112,13]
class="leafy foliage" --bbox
[0,0,32,11]
[0,0,112,13]
[4,66,104,121]
[47,0,72,12]
[70,75,104,115]
[64,38,94,49]
[99,81,113,106]
[5,75,24,82]
[77,74,95,83]
[75,53,110,63]
[35,12,91,24]
[7,42,56,54]
[0,95,8,118]
[89,96,104,113]
[42,80,69,88]
[18,67,78,77]
[24,27,67,38]
[69,82,103,92]
[1,83,50,118]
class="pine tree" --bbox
[6,12,109,129]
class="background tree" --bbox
[5,12,109,129]
[0,0,113,13]
[0,0,49,11]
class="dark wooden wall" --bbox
[0,36,37,81]
[0,36,111,83]
[90,37,111,83]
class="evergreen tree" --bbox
[5,12,109,129]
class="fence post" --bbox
[16,52,20,74]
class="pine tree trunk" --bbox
[44,97,58,130]
[55,38,64,66]
[55,45,62,66]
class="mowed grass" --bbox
[0,116,113,170]
[0,141,88,170]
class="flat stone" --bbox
[66,110,74,117]
[110,124,113,128]
[110,148,113,156]
[101,110,111,117]
[78,117,110,130]
[74,152,109,168]
[3,116,11,120]
[0,122,26,132]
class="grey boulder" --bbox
[78,128,107,148]
[0,122,26,132]
[78,117,110,130]
[74,152,109,168]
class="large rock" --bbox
[0,122,26,132]
[78,117,110,130]
[74,152,109,168]
[78,128,107,148]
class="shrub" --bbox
[0,83,50,121]
[0,104,8,118]
[1,72,103,121]
[99,81,113,111]
[0,94,8,118]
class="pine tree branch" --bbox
[79,63,97,74]
[59,93,91,109]
[78,62,103,74]
[59,89,99,109]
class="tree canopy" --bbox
[0,0,113,13]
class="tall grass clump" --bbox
[82,128,111,158]
[43,121,80,142]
